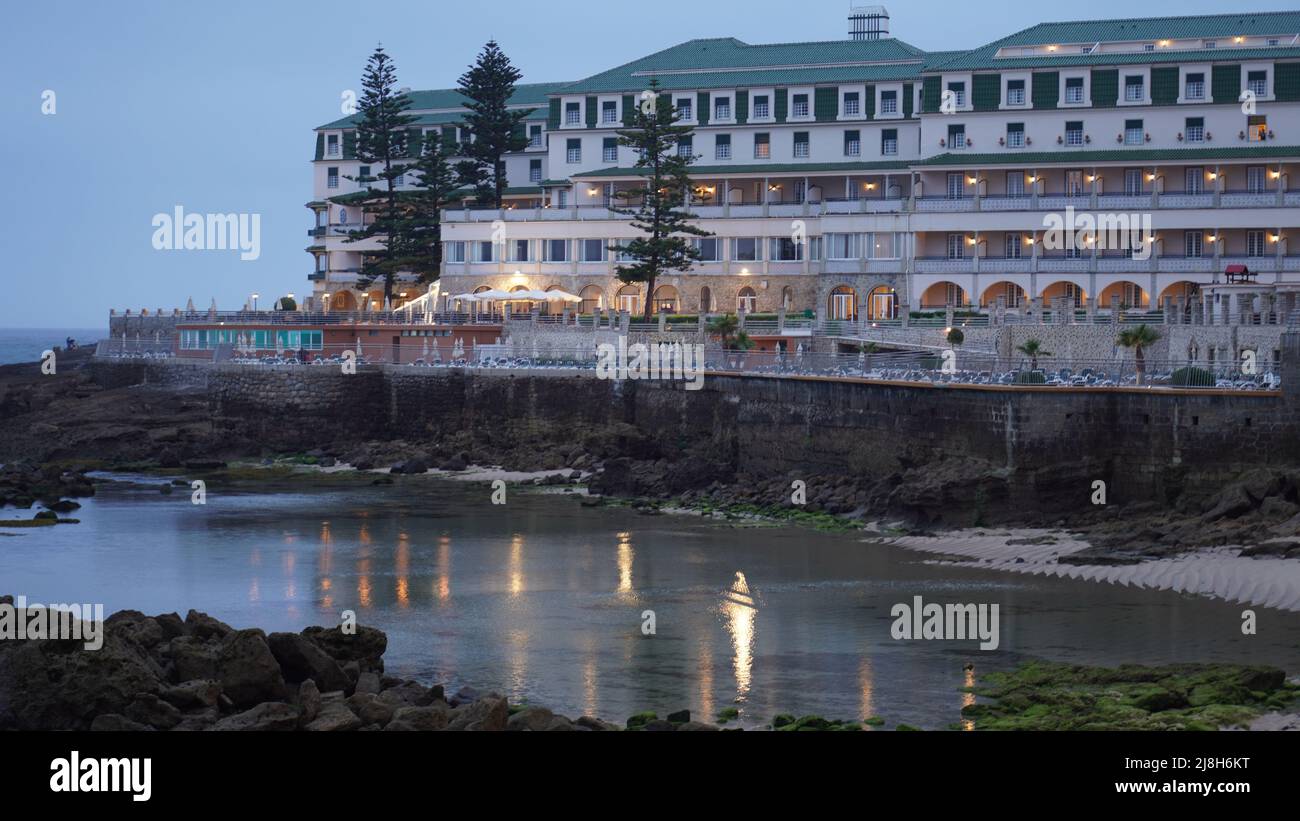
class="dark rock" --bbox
[438,454,467,472]
[301,625,387,674]
[384,705,450,732]
[215,630,287,708]
[212,702,300,732]
[346,692,394,727]
[666,709,691,724]
[90,714,155,732]
[447,695,508,731]
[298,680,322,723]
[185,610,233,641]
[267,632,349,693]
[506,706,555,731]
[154,613,186,640]
[160,679,222,710]
[354,671,381,695]
[305,701,362,732]
[168,636,220,682]
[448,685,480,707]
[125,693,183,730]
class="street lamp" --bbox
[251,293,260,311]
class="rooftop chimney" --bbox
[848,4,890,41]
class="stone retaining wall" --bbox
[87,345,1300,505]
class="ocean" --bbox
[0,327,105,366]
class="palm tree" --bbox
[707,314,755,352]
[1117,324,1161,386]
[1015,338,1052,371]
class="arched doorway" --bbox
[616,284,641,315]
[1159,281,1200,305]
[329,291,357,312]
[979,281,1027,308]
[828,285,858,320]
[1097,281,1148,309]
[737,286,757,313]
[652,285,679,314]
[578,285,604,314]
[920,282,967,309]
[1041,281,1086,308]
[865,285,898,319]
[781,286,794,311]
[699,286,714,314]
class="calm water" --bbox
[0,328,102,365]
[3,476,1298,728]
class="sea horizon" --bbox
[0,327,105,366]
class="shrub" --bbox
[1171,366,1214,387]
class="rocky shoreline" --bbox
[4,355,1300,566]
[3,598,1293,732]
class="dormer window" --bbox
[1185,73,1205,100]
[675,98,693,120]
[753,95,770,119]
[714,96,731,120]
[842,92,860,117]
[565,102,581,125]
[792,93,810,118]
[1203,40,1217,49]
[326,134,340,157]
[602,100,618,124]
[880,89,897,114]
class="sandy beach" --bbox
[881,529,1300,612]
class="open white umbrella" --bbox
[541,289,583,302]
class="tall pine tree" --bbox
[608,80,712,321]
[394,132,459,285]
[456,41,532,207]
[344,45,417,306]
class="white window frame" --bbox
[599,97,620,124]
[1001,73,1031,109]
[1177,64,1212,104]
[789,87,814,120]
[563,99,583,128]
[715,135,731,160]
[750,89,774,122]
[1242,62,1274,100]
[1120,68,1151,105]
[875,82,904,119]
[1247,230,1267,257]
[1061,74,1088,106]
[839,84,867,120]
[674,95,695,123]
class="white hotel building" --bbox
[308,8,1300,323]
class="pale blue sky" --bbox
[2,0,1293,328]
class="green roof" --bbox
[316,82,573,130]
[932,11,1300,71]
[573,160,911,179]
[917,145,1300,166]
[560,37,927,94]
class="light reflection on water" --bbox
[2,476,1298,729]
